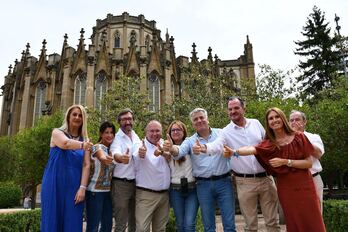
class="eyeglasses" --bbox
[120,117,133,122]
[171,128,183,133]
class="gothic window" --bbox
[94,72,107,112]
[74,73,87,105]
[33,80,47,123]
[148,73,160,112]
[114,31,120,48]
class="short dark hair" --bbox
[97,121,116,142]
[117,108,134,123]
[227,96,245,108]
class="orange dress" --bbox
[255,132,326,232]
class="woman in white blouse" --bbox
[167,121,199,232]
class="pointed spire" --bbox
[207,47,213,62]
[21,50,26,61]
[246,35,250,44]
[25,43,30,55]
[214,54,219,64]
[8,65,12,74]
[63,33,68,46]
[169,36,175,48]
[42,39,47,51]
[191,42,198,63]
[165,28,169,43]
[80,28,85,41]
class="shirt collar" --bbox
[231,118,250,129]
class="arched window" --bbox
[94,72,107,112]
[74,73,86,105]
[114,31,120,48]
[33,81,47,123]
[148,73,160,112]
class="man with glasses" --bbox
[289,110,325,213]
[110,108,141,232]
[164,108,236,232]
[194,97,280,232]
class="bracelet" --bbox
[80,141,84,149]
[233,150,239,157]
[79,185,87,189]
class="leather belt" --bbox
[112,177,135,183]
[136,186,168,193]
[233,171,268,178]
[312,172,320,177]
[170,182,196,190]
[195,172,230,181]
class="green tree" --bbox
[13,111,63,208]
[0,136,18,181]
[294,6,340,99]
[256,64,297,100]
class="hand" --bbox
[74,187,86,204]
[269,158,286,167]
[192,139,206,154]
[223,145,233,158]
[83,141,93,151]
[154,143,162,157]
[138,139,147,158]
[98,152,114,165]
[119,148,131,164]
[163,134,173,152]
[162,151,172,162]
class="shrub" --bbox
[0,182,21,208]
[323,200,348,232]
[166,208,204,231]
[0,209,41,232]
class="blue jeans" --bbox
[196,176,236,232]
[86,191,113,232]
[169,188,199,232]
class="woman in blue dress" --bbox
[41,104,93,232]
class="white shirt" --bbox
[110,128,141,180]
[304,131,324,174]
[206,118,266,174]
[169,155,195,184]
[134,138,171,191]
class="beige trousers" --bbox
[235,175,281,232]
[135,189,169,232]
[313,174,324,213]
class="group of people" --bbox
[40,96,326,232]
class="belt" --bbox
[312,172,320,177]
[112,177,135,183]
[170,182,196,190]
[233,171,268,178]
[195,172,230,181]
[136,186,168,193]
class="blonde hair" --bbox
[59,104,88,141]
[265,107,294,145]
[166,120,188,144]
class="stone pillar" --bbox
[86,45,96,108]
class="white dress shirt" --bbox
[304,131,324,174]
[206,118,266,174]
[134,138,171,191]
[110,128,141,180]
[169,155,195,184]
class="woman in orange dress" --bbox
[226,107,325,232]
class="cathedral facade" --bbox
[0,12,255,136]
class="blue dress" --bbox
[41,134,85,232]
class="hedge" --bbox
[0,182,21,208]
[0,209,40,232]
[0,201,347,231]
[323,200,348,232]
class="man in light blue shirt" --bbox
[164,108,236,232]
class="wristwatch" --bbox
[287,159,293,167]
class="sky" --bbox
[1,0,348,106]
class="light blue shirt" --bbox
[177,128,230,178]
